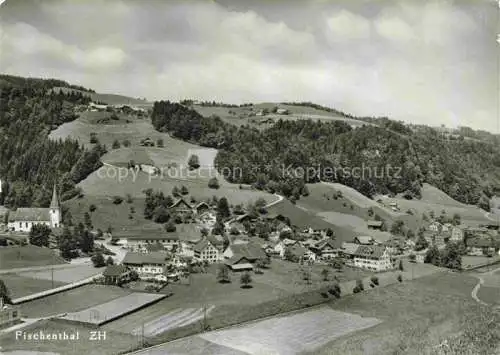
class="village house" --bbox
[223,242,267,262]
[102,264,132,285]
[224,256,254,272]
[122,252,169,281]
[450,225,465,242]
[428,221,442,233]
[127,149,157,174]
[7,185,61,232]
[0,298,20,328]
[122,231,179,252]
[276,108,289,115]
[466,238,497,256]
[274,238,297,257]
[194,201,210,215]
[382,238,406,255]
[309,238,342,260]
[169,198,194,217]
[284,243,314,263]
[341,242,360,261]
[193,238,221,263]
[352,245,392,271]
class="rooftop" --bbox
[122,251,169,265]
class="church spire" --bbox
[50,184,59,209]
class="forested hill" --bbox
[152,100,500,209]
[0,74,105,208]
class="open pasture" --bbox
[0,246,67,270]
[17,264,104,283]
[0,274,67,299]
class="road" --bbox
[470,265,500,307]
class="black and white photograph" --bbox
[0,0,499,354]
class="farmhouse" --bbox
[352,245,392,271]
[7,185,61,232]
[126,148,157,174]
[170,198,194,217]
[223,242,266,262]
[193,238,221,263]
[121,230,179,252]
[310,238,342,260]
[102,264,132,285]
[465,238,497,256]
[122,252,169,281]
[194,201,210,215]
[224,256,254,272]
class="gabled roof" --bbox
[193,238,216,253]
[122,251,169,265]
[127,148,156,166]
[367,220,383,227]
[146,242,166,252]
[341,242,360,255]
[195,202,210,210]
[313,238,342,250]
[103,264,129,277]
[8,208,50,222]
[466,237,497,248]
[354,236,374,245]
[170,198,193,209]
[225,255,252,266]
[228,243,266,260]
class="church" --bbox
[7,185,61,232]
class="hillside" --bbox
[49,86,152,107]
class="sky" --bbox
[0,0,499,131]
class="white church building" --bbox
[7,185,61,232]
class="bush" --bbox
[208,177,220,189]
[165,221,177,232]
[355,279,364,291]
[91,253,105,267]
[370,276,379,286]
[397,274,403,282]
[112,196,123,205]
[353,286,361,293]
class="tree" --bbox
[414,234,429,251]
[370,276,379,286]
[391,220,405,236]
[216,265,231,283]
[126,194,133,203]
[122,139,131,147]
[356,279,364,291]
[113,196,123,204]
[240,272,252,288]
[165,221,177,232]
[408,253,416,263]
[172,186,180,197]
[91,253,105,267]
[0,279,11,304]
[181,185,189,195]
[321,268,329,281]
[112,140,121,149]
[188,154,200,170]
[84,212,93,229]
[217,197,231,219]
[156,138,164,147]
[397,274,403,282]
[79,229,94,253]
[398,259,404,271]
[29,224,51,247]
[326,228,334,238]
[424,246,441,265]
[452,213,461,226]
[106,256,114,265]
[255,197,267,213]
[208,177,219,189]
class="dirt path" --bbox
[470,266,500,307]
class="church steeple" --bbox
[50,184,59,209]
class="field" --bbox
[58,292,167,325]
[0,246,67,270]
[314,271,487,354]
[199,308,381,355]
[18,284,131,318]
[17,264,104,283]
[0,273,66,299]
[418,183,468,207]
[0,319,139,355]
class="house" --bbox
[367,220,383,230]
[170,198,194,217]
[7,185,61,232]
[223,242,267,262]
[194,202,210,215]
[122,252,169,281]
[193,238,221,263]
[341,242,360,258]
[207,234,226,251]
[310,238,342,260]
[122,231,179,252]
[224,256,254,272]
[466,238,497,256]
[352,245,392,271]
[414,250,427,263]
[276,108,289,115]
[450,225,465,242]
[383,238,405,255]
[354,236,376,245]
[284,243,310,263]
[274,238,297,257]
[428,221,442,233]
[127,148,157,174]
[102,264,132,285]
